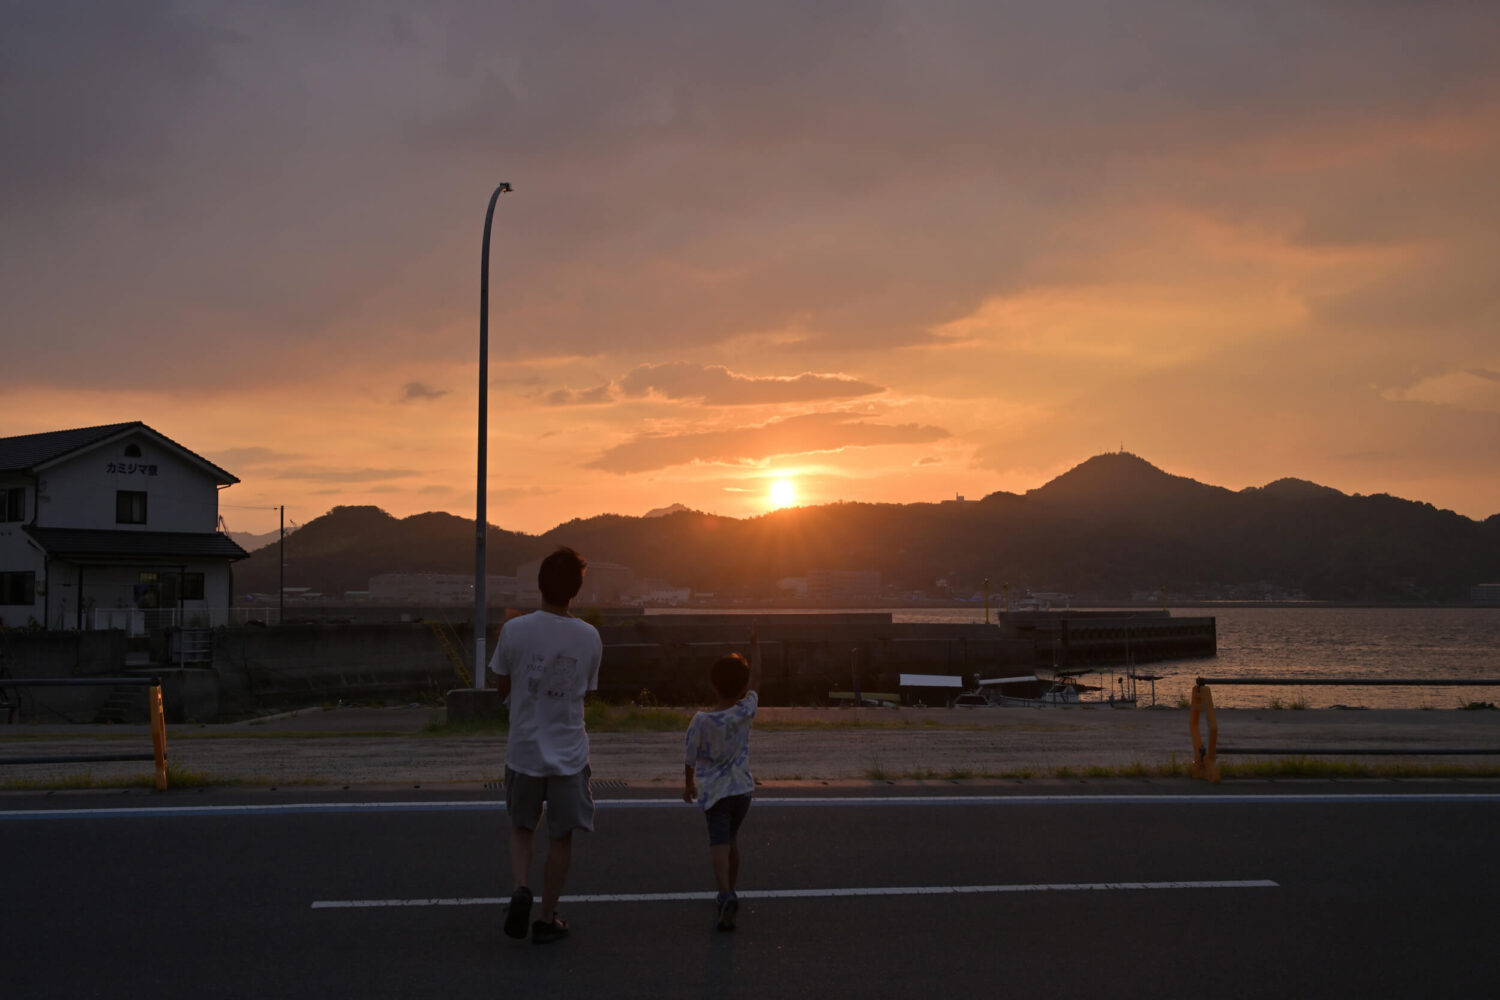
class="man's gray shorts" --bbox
[505,764,595,837]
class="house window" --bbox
[1,486,23,522]
[124,444,142,458]
[116,490,148,524]
[181,572,205,600]
[0,571,36,605]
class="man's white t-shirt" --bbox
[489,610,602,777]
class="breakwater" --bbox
[0,609,1216,721]
[597,610,1215,704]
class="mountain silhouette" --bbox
[1024,451,1231,510]
[233,458,1500,603]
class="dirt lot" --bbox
[4,705,1500,788]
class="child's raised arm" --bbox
[748,625,762,693]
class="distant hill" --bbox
[235,506,540,598]
[643,503,696,518]
[233,456,1500,603]
[228,527,294,553]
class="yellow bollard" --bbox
[1189,683,1221,783]
[1202,684,1219,783]
[148,682,168,791]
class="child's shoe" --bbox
[715,891,738,932]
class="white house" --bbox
[0,422,248,631]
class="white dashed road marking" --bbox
[310,879,1278,909]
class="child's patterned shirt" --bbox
[684,691,759,809]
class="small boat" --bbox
[961,673,1128,708]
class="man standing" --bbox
[489,546,602,944]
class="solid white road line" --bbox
[310,879,1279,909]
[4,792,1500,821]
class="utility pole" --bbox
[475,181,513,689]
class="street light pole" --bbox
[475,181,513,690]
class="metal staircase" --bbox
[424,619,472,686]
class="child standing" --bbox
[683,626,761,931]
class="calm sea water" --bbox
[646,606,1500,709]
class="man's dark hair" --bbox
[710,653,750,700]
[538,546,586,607]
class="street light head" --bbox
[498,182,513,193]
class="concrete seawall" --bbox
[2,611,1215,722]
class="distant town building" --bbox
[806,569,881,601]
[1472,583,1500,604]
[629,578,692,606]
[514,557,636,606]
[367,573,518,605]
[1016,591,1072,611]
[0,422,247,631]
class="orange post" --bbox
[148,682,168,791]
[1189,683,1221,783]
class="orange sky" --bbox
[4,3,1498,538]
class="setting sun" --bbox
[768,477,798,509]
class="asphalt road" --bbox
[4,786,1499,999]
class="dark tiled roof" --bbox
[24,526,249,561]
[0,423,143,471]
[0,422,238,483]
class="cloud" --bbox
[544,384,613,406]
[267,466,423,484]
[401,381,449,402]
[5,1,1500,527]
[617,362,883,405]
[1384,368,1500,414]
[6,1,1500,387]
[206,445,302,468]
[587,411,950,474]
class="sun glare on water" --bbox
[768,477,798,509]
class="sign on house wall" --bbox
[38,433,221,533]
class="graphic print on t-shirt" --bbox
[524,652,579,700]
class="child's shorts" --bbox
[703,792,752,846]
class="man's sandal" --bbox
[531,916,570,944]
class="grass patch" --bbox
[1,763,220,791]
[426,702,1038,735]
[1219,757,1500,779]
[755,717,998,732]
[423,716,508,736]
[423,702,693,736]
[586,703,693,732]
[834,755,1500,781]
[178,729,415,740]
[1,729,418,742]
